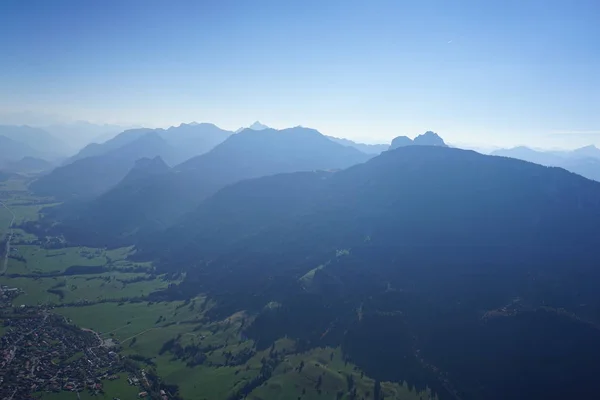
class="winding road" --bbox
[1,200,16,275]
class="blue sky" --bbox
[0,0,598,147]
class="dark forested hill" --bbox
[142,146,600,400]
[30,132,175,200]
[33,126,371,246]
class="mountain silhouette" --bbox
[413,131,447,146]
[38,127,371,246]
[389,131,447,150]
[31,132,175,200]
[249,121,269,130]
[389,135,413,149]
[236,121,270,133]
[65,123,232,165]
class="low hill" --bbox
[37,127,371,246]
[142,146,600,400]
[30,132,175,200]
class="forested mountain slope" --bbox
[143,146,600,400]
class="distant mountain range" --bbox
[65,122,232,165]
[326,136,388,154]
[492,145,600,181]
[43,121,136,151]
[30,132,176,200]
[32,123,234,200]
[0,123,131,167]
[0,125,70,162]
[32,126,372,246]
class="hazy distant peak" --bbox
[389,136,413,149]
[236,121,271,133]
[389,131,447,151]
[174,122,221,130]
[572,144,600,159]
[413,131,447,147]
[249,121,269,130]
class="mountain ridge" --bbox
[140,145,600,400]
[32,126,372,246]
[30,132,175,200]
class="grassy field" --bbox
[56,299,436,400]
[11,245,108,274]
[249,347,436,400]
[0,239,161,306]
[55,299,205,341]
[0,271,169,306]
[35,376,140,400]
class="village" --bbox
[0,285,166,400]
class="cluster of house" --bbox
[1,286,173,400]
[127,373,170,399]
[0,285,23,306]
[0,311,123,399]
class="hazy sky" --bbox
[0,0,598,147]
